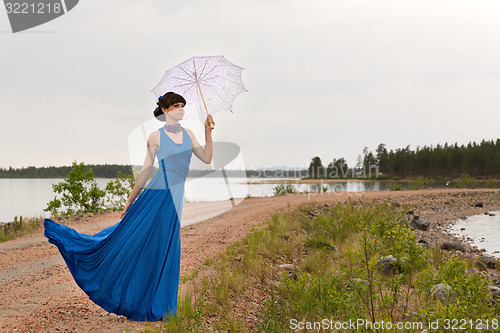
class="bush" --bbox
[272,181,298,196]
[409,177,435,190]
[45,161,135,216]
[484,177,498,189]
[455,174,479,189]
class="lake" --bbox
[0,176,454,223]
[447,211,500,258]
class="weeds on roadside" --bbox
[0,215,44,242]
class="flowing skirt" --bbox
[44,165,185,321]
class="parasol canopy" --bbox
[151,56,247,124]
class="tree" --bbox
[308,156,325,178]
[45,161,106,215]
[327,158,349,178]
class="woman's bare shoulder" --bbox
[147,129,161,148]
[184,128,195,138]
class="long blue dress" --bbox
[44,126,192,321]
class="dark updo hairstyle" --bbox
[153,92,187,122]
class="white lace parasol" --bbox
[151,56,247,124]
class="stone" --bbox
[411,217,430,231]
[277,264,299,272]
[480,255,499,269]
[440,242,466,252]
[475,260,488,271]
[378,255,398,276]
[489,285,500,298]
[474,202,484,207]
[430,283,452,301]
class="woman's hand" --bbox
[204,114,215,131]
[121,201,132,219]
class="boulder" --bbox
[411,217,430,231]
[440,242,466,252]
[489,285,500,299]
[480,255,499,269]
[430,283,452,301]
[378,255,398,276]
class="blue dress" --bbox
[44,127,192,321]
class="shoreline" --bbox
[443,209,500,258]
[0,189,498,332]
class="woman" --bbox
[44,92,214,321]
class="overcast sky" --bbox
[1,0,499,171]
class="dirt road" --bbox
[1,189,498,332]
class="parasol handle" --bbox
[194,73,215,129]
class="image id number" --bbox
[5,2,62,14]
[443,319,498,330]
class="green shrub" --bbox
[272,181,298,196]
[455,174,479,189]
[484,177,498,189]
[409,177,435,190]
[45,161,135,216]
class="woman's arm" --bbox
[188,115,215,164]
[121,131,159,218]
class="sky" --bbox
[1,0,500,171]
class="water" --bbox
[0,177,458,223]
[447,211,500,258]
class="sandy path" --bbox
[0,189,498,332]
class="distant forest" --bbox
[0,163,308,179]
[3,139,498,179]
[309,139,500,179]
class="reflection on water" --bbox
[447,211,500,258]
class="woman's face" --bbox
[163,102,185,120]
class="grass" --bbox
[0,215,45,243]
[143,197,499,332]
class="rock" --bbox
[480,255,499,269]
[277,264,299,272]
[378,255,398,276]
[277,264,299,280]
[474,202,484,207]
[489,285,500,299]
[430,283,452,301]
[484,211,496,216]
[440,242,466,252]
[411,217,430,231]
[475,260,488,271]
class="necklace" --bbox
[164,123,181,134]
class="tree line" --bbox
[308,139,500,179]
[0,163,307,179]
[0,164,137,179]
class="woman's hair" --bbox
[153,92,186,121]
